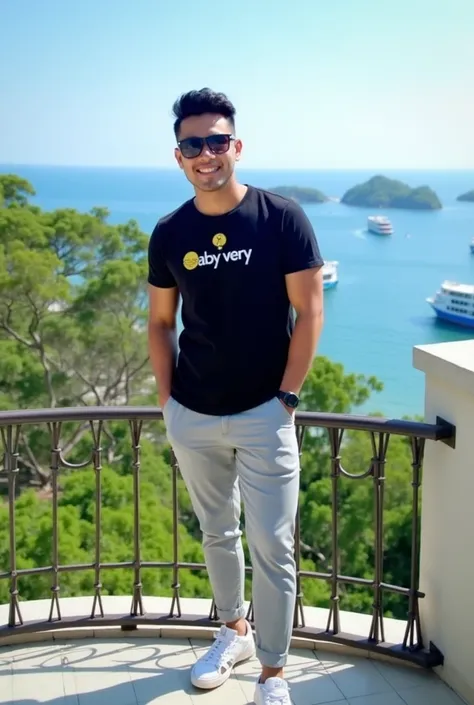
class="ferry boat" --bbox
[323,260,338,290]
[427,281,474,329]
[367,215,393,235]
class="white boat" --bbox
[323,260,338,290]
[427,281,474,329]
[367,215,393,235]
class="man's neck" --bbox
[194,180,248,216]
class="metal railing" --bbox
[0,406,455,667]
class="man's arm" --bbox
[279,266,324,397]
[147,220,179,409]
[147,284,179,409]
[278,200,325,404]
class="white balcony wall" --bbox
[414,339,474,705]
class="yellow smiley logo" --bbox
[212,233,227,250]
[183,251,199,270]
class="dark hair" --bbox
[172,88,236,139]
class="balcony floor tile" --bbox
[346,694,406,705]
[315,651,397,699]
[397,682,467,705]
[227,645,345,705]
[0,637,467,705]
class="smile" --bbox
[197,166,220,174]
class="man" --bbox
[147,87,324,705]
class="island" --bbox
[457,190,474,203]
[341,175,442,210]
[269,185,328,204]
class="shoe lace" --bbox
[263,691,289,705]
[203,633,231,665]
[261,682,290,705]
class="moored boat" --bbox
[323,260,338,290]
[427,280,474,328]
[367,215,393,235]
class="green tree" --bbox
[0,174,153,486]
[297,356,382,496]
[0,174,35,207]
[0,466,209,605]
[300,425,418,619]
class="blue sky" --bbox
[1,0,473,169]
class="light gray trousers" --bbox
[162,395,300,668]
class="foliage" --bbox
[341,175,442,210]
[300,429,418,618]
[0,466,209,605]
[0,174,420,623]
[0,173,152,485]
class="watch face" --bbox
[286,393,299,408]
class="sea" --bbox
[2,164,474,419]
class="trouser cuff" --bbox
[216,605,246,622]
[256,647,288,668]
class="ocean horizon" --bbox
[2,163,474,419]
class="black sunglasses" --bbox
[177,133,235,159]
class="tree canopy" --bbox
[0,174,420,622]
[0,173,151,484]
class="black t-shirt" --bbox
[148,185,323,416]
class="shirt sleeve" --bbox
[281,200,324,275]
[147,220,177,288]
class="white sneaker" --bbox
[190,621,255,689]
[254,677,291,705]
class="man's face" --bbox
[174,113,242,193]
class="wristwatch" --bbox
[277,390,300,409]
